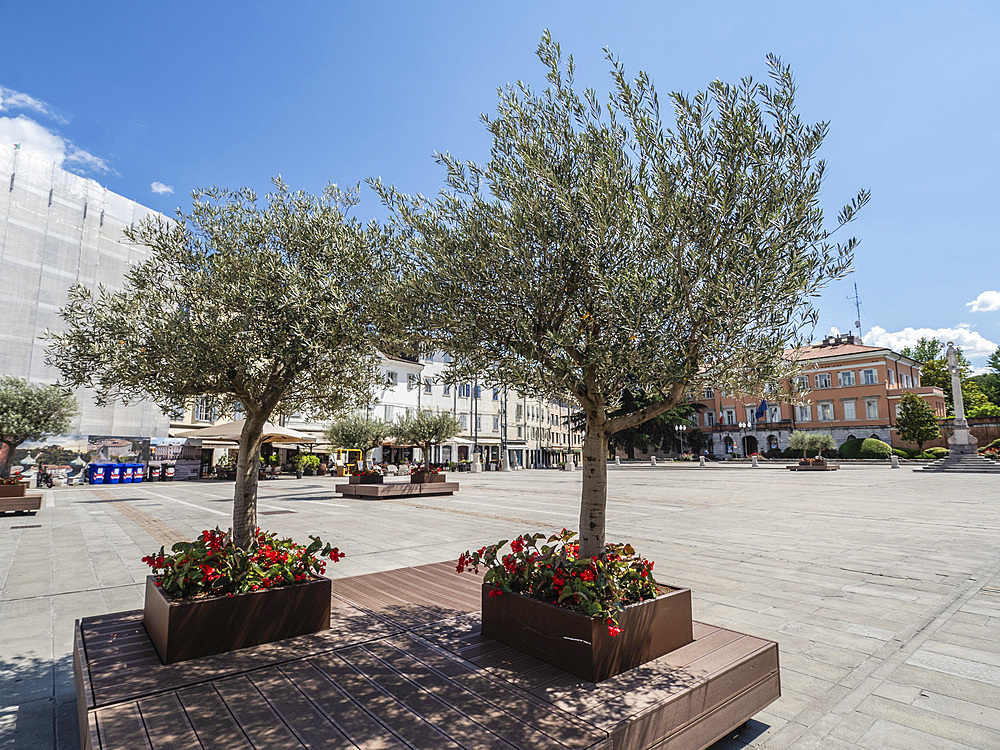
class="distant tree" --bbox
[0,377,77,477]
[788,431,811,459]
[895,392,941,450]
[903,339,971,412]
[325,414,392,459]
[604,391,698,459]
[963,381,1000,418]
[46,181,398,548]
[788,430,835,459]
[989,347,1000,374]
[379,35,867,557]
[968,373,1000,408]
[900,338,945,363]
[395,411,463,466]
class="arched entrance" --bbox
[742,435,758,456]
[767,435,778,451]
[723,436,734,454]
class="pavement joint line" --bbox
[770,544,1000,748]
[131,487,229,517]
[0,581,144,603]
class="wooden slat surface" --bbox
[76,561,779,750]
[335,482,459,498]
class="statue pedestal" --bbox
[947,429,979,455]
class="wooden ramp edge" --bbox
[74,561,779,750]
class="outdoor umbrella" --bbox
[175,419,316,444]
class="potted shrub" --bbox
[291,454,304,479]
[410,464,446,483]
[348,468,384,484]
[141,527,345,663]
[457,530,692,682]
[300,454,320,476]
[0,475,28,497]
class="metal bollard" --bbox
[891,454,899,469]
[752,455,759,468]
[699,455,706,467]
[650,456,657,466]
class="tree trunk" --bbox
[233,416,267,549]
[578,420,610,559]
[0,441,14,477]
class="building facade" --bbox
[690,334,947,456]
[0,143,168,437]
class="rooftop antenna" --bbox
[850,282,862,342]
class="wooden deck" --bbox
[0,493,43,513]
[75,562,779,749]
[335,481,460,498]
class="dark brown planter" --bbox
[0,483,27,498]
[349,474,384,484]
[142,575,332,664]
[481,582,693,682]
[411,473,446,483]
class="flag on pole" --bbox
[754,399,768,420]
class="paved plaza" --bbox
[2,464,999,749]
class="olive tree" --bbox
[325,413,392,459]
[395,410,463,466]
[46,180,397,547]
[0,376,77,476]
[378,33,868,557]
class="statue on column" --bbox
[945,342,978,454]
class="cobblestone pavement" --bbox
[2,464,998,749]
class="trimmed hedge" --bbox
[839,438,865,459]
[892,448,911,459]
[922,447,949,459]
[859,438,892,459]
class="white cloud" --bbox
[0,85,67,123]
[827,326,842,336]
[150,181,174,195]
[966,290,1000,313]
[0,114,110,175]
[864,324,998,358]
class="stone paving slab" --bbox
[1,465,998,749]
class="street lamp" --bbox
[737,422,748,457]
[674,424,688,454]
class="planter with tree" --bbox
[46,180,399,659]
[787,431,839,470]
[299,454,320,476]
[325,414,392,473]
[395,410,462,482]
[380,33,866,678]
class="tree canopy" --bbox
[325,414,392,455]
[378,33,868,556]
[895,392,940,450]
[395,410,463,465]
[0,377,77,476]
[46,180,398,546]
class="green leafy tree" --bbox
[0,377,77,477]
[787,430,812,459]
[325,414,392,459]
[895,391,941,450]
[597,391,698,459]
[963,381,1000,417]
[46,180,398,547]
[379,34,867,557]
[967,373,1000,408]
[395,410,463,465]
[788,430,835,459]
[901,338,972,412]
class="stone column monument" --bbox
[946,342,978,454]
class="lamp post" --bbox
[737,421,748,458]
[674,424,688,455]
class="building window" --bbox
[703,388,715,398]
[815,373,832,389]
[516,405,523,421]
[794,376,808,390]
[407,374,417,390]
[384,404,394,421]
[443,383,451,395]
[706,411,716,427]
[768,406,781,422]
[895,403,902,418]
[231,403,244,420]
[842,400,856,420]
[193,397,215,423]
[796,405,811,422]
[423,378,432,394]
[460,414,468,429]
[475,415,482,431]
[723,409,736,425]
[386,371,397,385]
[517,425,523,438]
[887,369,895,385]
[865,399,879,419]
[838,370,855,387]
[745,406,756,423]
[474,385,482,399]
[817,402,834,421]
[862,369,877,385]
[458,383,471,398]
[493,416,499,431]
[168,403,185,420]
[493,388,500,401]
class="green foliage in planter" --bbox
[299,454,321,472]
[859,438,892,459]
[142,527,345,600]
[457,529,658,637]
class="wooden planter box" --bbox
[0,483,28,498]
[411,473,446,484]
[481,582,693,682]
[142,575,332,664]
[348,474,384,484]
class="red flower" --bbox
[488,587,503,598]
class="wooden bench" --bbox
[0,494,43,514]
[74,561,779,750]
[335,481,460,498]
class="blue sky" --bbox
[2,2,998,367]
